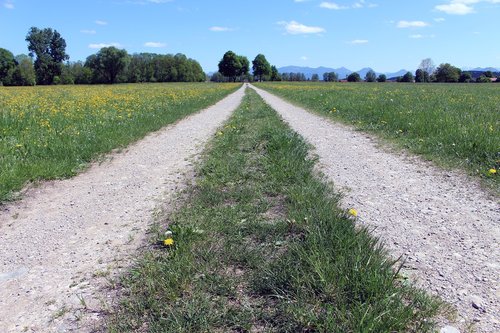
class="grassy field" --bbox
[108,89,441,332]
[256,82,499,189]
[0,83,240,202]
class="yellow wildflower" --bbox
[348,208,358,217]
[164,238,174,246]
[488,168,497,175]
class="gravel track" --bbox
[251,84,499,333]
[0,85,245,332]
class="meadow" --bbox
[0,83,240,202]
[256,82,499,189]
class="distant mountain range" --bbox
[277,66,500,80]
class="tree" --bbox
[418,58,435,82]
[252,54,271,82]
[476,75,491,83]
[237,56,249,81]
[400,71,414,82]
[210,72,225,82]
[270,65,281,81]
[435,63,461,82]
[26,27,69,85]
[459,72,473,83]
[347,72,361,82]
[483,70,493,78]
[10,54,36,86]
[0,48,17,85]
[311,73,319,82]
[377,74,387,82]
[415,69,426,83]
[218,51,242,82]
[86,47,129,84]
[323,72,338,82]
[365,70,376,82]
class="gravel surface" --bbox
[251,84,500,333]
[0,85,245,333]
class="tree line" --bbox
[0,27,205,86]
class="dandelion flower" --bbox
[348,208,358,217]
[488,168,497,175]
[164,238,174,246]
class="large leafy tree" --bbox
[435,63,461,83]
[237,55,250,80]
[10,54,36,86]
[270,65,281,81]
[252,54,271,82]
[86,47,129,84]
[26,27,69,85]
[0,48,17,85]
[347,72,361,82]
[365,70,376,82]
[218,51,242,82]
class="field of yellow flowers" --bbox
[257,82,499,188]
[0,83,240,201]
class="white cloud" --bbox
[209,26,233,32]
[434,17,446,22]
[435,2,475,14]
[147,0,172,3]
[397,20,430,28]
[349,39,368,44]
[320,2,348,9]
[435,0,500,15]
[95,20,108,25]
[3,1,14,9]
[81,29,96,34]
[144,42,166,47]
[88,42,121,49]
[300,56,308,60]
[321,0,378,9]
[278,20,325,34]
[410,34,424,39]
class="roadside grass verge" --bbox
[0,83,240,202]
[108,88,441,332]
[255,82,499,191]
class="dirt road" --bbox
[251,84,499,333]
[0,86,245,332]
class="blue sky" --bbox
[1,0,499,73]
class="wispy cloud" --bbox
[95,20,108,25]
[144,42,167,47]
[3,0,14,9]
[320,0,377,10]
[348,39,369,44]
[397,20,430,28]
[209,26,233,32]
[434,17,446,22]
[300,56,308,60]
[409,34,436,39]
[81,29,97,34]
[278,20,325,34]
[89,42,121,49]
[320,2,348,10]
[435,0,500,15]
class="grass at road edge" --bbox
[255,82,499,193]
[108,88,442,332]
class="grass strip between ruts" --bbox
[108,88,441,332]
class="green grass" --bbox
[108,88,441,332]
[255,82,499,191]
[0,83,240,202]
